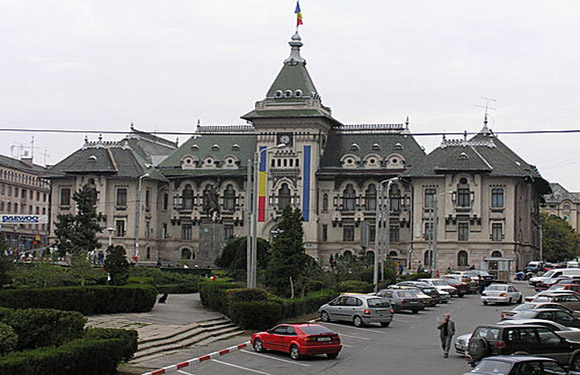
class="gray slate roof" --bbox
[544,183,580,203]
[0,154,47,174]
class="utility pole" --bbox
[374,177,398,291]
[431,195,439,278]
[246,159,253,287]
[134,173,149,262]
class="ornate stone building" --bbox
[541,183,580,232]
[46,32,550,271]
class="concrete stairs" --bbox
[130,318,245,364]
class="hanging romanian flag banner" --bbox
[258,147,267,222]
[295,1,303,27]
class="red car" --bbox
[251,323,341,360]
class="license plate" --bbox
[317,337,331,342]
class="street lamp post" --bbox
[107,227,114,247]
[431,191,454,277]
[248,144,286,288]
[134,173,149,263]
[373,177,398,291]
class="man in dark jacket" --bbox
[437,314,456,358]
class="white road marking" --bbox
[241,350,310,366]
[341,344,354,348]
[211,359,273,375]
[322,322,386,334]
[177,370,195,375]
[335,333,371,341]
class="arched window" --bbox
[182,185,194,210]
[457,251,468,267]
[343,184,356,211]
[278,183,291,209]
[146,246,151,260]
[223,184,236,211]
[322,193,329,212]
[366,251,375,263]
[390,184,401,212]
[343,250,353,258]
[491,251,502,258]
[365,184,377,211]
[181,248,192,260]
[424,250,433,267]
[389,250,398,257]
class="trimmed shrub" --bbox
[226,288,269,305]
[0,338,128,375]
[0,285,157,315]
[229,301,282,331]
[156,284,198,294]
[127,276,155,285]
[199,281,240,315]
[0,322,17,356]
[84,328,138,362]
[274,289,339,319]
[336,280,373,293]
[2,308,86,350]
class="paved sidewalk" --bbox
[88,293,224,341]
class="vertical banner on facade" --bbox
[258,146,267,222]
[302,145,311,222]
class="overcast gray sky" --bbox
[1,1,579,189]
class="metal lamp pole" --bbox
[249,144,285,288]
[134,173,149,262]
[431,191,453,277]
[373,177,398,291]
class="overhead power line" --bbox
[1,127,580,137]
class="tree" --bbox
[54,184,103,255]
[104,245,130,285]
[0,235,14,288]
[263,206,311,297]
[215,237,270,273]
[541,213,580,262]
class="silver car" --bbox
[318,294,394,327]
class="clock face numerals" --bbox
[280,135,291,145]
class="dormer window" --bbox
[372,143,381,151]
[458,152,469,160]
[191,144,199,151]
[205,159,213,165]
[211,144,220,151]
[350,143,359,151]
[394,143,403,150]
[232,144,240,151]
[275,90,283,98]
[294,89,303,97]
[88,155,97,162]
[284,90,293,98]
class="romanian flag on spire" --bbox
[295,1,303,27]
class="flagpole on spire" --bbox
[295,0,303,30]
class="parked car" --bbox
[504,309,580,328]
[387,285,436,307]
[526,290,580,303]
[531,292,580,310]
[535,276,575,291]
[466,323,580,369]
[445,273,479,294]
[550,284,580,294]
[375,288,423,314]
[465,270,496,287]
[462,356,579,375]
[529,268,580,287]
[455,319,580,355]
[318,294,394,327]
[501,302,580,320]
[396,281,450,304]
[251,324,341,360]
[481,284,522,305]
[524,261,544,274]
[418,278,459,297]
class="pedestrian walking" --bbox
[478,275,485,294]
[437,313,455,358]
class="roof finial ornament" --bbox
[98,134,103,142]
[130,122,134,131]
[476,96,497,134]
[284,31,306,65]
[405,116,410,128]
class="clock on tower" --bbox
[277,133,293,146]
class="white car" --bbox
[454,319,580,354]
[524,289,575,303]
[481,284,522,305]
[417,278,458,297]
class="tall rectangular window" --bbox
[163,193,169,210]
[458,222,469,241]
[389,226,400,243]
[424,189,436,208]
[457,189,471,207]
[224,225,234,241]
[162,223,168,239]
[115,220,126,237]
[492,223,503,241]
[343,225,355,242]
[145,189,151,211]
[116,188,127,207]
[0,184,4,194]
[60,188,71,206]
[0,201,4,211]
[322,194,329,212]
[322,224,328,242]
[145,220,150,238]
[425,221,433,240]
[491,188,504,208]
[369,226,376,243]
[181,224,192,240]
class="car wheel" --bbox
[326,352,339,359]
[290,345,302,360]
[517,295,523,304]
[458,293,464,298]
[353,316,364,327]
[571,355,580,371]
[380,322,390,327]
[483,300,488,305]
[253,338,265,353]
[412,309,419,314]
[508,298,512,305]
[320,311,331,322]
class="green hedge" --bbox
[156,284,198,294]
[85,328,138,362]
[336,280,374,293]
[273,289,340,320]
[0,308,86,350]
[199,281,240,315]
[0,322,17,355]
[0,338,128,375]
[229,301,282,331]
[0,285,157,315]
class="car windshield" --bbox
[300,325,333,335]
[513,310,539,319]
[513,304,535,311]
[423,288,436,293]
[543,270,555,278]
[431,280,448,286]
[471,360,511,374]
[396,291,417,298]
[367,298,390,308]
[486,285,507,291]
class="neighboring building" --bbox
[541,183,580,232]
[403,123,550,271]
[46,32,550,272]
[0,154,50,253]
[45,128,177,263]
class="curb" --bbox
[141,341,250,375]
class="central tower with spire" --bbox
[242,32,342,258]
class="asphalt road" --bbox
[156,281,536,375]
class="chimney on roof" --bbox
[21,155,33,166]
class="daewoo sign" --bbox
[0,215,48,224]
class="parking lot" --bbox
[154,281,536,375]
